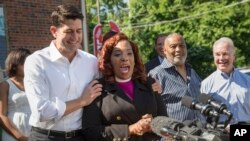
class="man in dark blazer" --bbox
[145,33,168,73]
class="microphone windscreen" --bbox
[152,116,204,140]
[181,95,193,108]
[199,93,210,104]
[151,116,177,136]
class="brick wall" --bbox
[2,0,80,52]
[0,0,81,69]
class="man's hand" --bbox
[80,80,102,107]
[17,135,28,141]
[152,80,162,94]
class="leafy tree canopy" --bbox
[87,0,250,78]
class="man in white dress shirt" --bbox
[24,4,102,141]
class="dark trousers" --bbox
[28,127,85,141]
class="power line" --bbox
[100,1,207,22]
[121,0,250,30]
[127,1,220,20]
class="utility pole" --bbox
[96,0,100,24]
[92,0,102,56]
[81,0,89,52]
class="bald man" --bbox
[149,32,204,123]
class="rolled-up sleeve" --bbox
[24,54,66,124]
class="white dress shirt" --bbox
[24,41,99,131]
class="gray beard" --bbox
[173,57,186,66]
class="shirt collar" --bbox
[217,68,235,79]
[103,78,148,93]
[161,58,174,69]
[161,58,191,69]
[158,56,164,63]
[49,40,80,62]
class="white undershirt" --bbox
[115,76,131,82]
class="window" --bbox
[0,6,7,71]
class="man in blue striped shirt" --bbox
[149,33,204,123]
[201,37,250,128]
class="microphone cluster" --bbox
[181,94,233,129]
[150,94,231,141]
[151,116,225,141]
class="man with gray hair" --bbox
[201,37,250,129]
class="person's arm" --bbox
[24,55,102,123]
[82,97,112,141]
[63,80,102,116]
[155,93,168,116]
[0,81,28,141]
[82,95,150,141]
[146,76,167,116]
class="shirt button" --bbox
[116,116,122,120]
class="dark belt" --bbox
[32,126,82,139]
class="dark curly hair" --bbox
[99,32,147,84]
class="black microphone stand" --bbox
[224,112,233,128]
[212,115,220,129]
[172,134,181,141]
[206,114,220,129]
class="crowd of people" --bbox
[0,4,250,141]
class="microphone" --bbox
[198,94,232,116]
[181,95,219,118]
[151,116,203,141]
[199,94,233,128]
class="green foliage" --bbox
[187,45,214,79]
[86,0,250,78]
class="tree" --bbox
[86,0,127,53]
[87,0,250,78]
